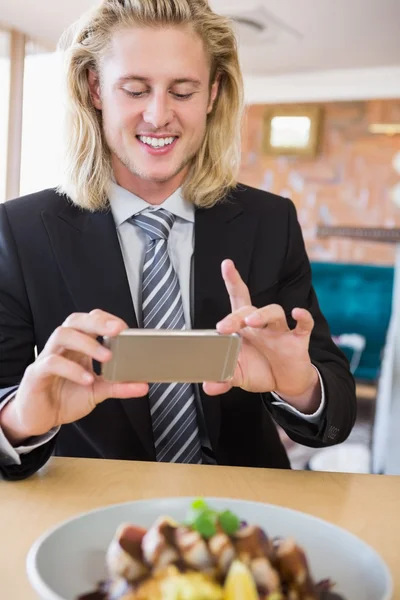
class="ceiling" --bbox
[0,0,399,75]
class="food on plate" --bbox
[78,499,346,600]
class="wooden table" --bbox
[1,457,399,598]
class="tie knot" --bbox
[131,208,175,241]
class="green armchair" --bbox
[310,262,394,382]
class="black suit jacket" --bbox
[0,185,356,480]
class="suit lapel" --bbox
[41,201,155,459]
[194,193,258,452]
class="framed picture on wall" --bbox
[263,104,323,158]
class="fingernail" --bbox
[82,372,94,383]
[106,320,119,330]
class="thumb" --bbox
[95,379,149,404]
[203,381,233,396]
[292,308,314,337]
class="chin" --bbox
[139,170,179,184]
[137,161,185,183]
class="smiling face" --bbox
[88,25,219,200]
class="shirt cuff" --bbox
[270,365,326,424]
[0,391,59,466]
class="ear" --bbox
[207,76,220,114]
[88,69,102,110]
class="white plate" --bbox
[26,496,392,600]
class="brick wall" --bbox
[239,99,400,264]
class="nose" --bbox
[142,92,173,129]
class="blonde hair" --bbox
[57,0,244,211]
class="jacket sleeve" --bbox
[264,199,357,447]
[0,203,56,480]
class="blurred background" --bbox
[1,0,399,474]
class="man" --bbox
[0,0,356,481]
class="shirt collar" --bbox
[109,181,195,227]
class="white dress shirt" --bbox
[0,183,325,465]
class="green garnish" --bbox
[218,510,240,535]
[193,511,218,538]
[185,499,241,539]
[184,498,211,528]
[191,498,208,511]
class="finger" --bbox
[292,308,314,336]
[221,259,252,311]
[97,381,149,402]
[63,309,128,337]
[42,327,112,363]
[202,381,233,396]
[32,354,95,386]
[216,305,256,334]
[244,304,289,333]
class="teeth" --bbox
[139,136,175,148]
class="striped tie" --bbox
[130,209,202,464]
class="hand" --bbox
[203,260,320,413]
[0,310,149,445]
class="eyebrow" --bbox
[117,75,202,87]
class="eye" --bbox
[123,90,147,98]
[171,92,195,100]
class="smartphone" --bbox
[102,329,241,383]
